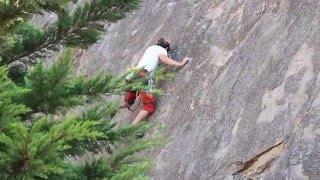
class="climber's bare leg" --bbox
[132,110,150,125]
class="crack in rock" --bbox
[233,140,284,177]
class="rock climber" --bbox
[121,38,189,125]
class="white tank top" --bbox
[136,45,168,73]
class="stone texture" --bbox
[74,0,320,179]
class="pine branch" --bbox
[65,136,163,179]
[0,21,47,66]
[0,114,105,179]
[63,103,153,155]
[61,157,114,179]
[58,138,159,180]
[0,0,41,28]
[109,138,164,168]
[22,49,147,114]
[0,0,70,30]
[0,65,30,132]
[110,161,153,180]
[2,0,140,65]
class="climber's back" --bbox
[137,45,168,73]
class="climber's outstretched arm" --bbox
[159,54,189,67]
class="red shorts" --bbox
[124,91,156,114]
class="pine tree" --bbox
[0,0,165,179]
[1,0,140,72]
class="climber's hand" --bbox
[179,57,190,67]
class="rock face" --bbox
[77,0,320,179]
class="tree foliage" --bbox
[0,0,164,179]
[0,49,162,179]
[0,0,140,65]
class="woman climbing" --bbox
[121,38,189,124]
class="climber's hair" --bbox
[156,38,170,52]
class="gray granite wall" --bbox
[46,0,320,179]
